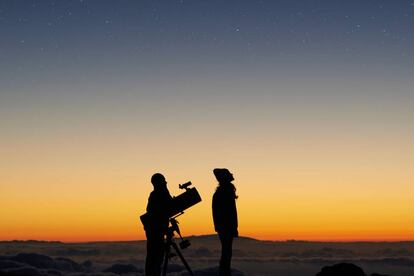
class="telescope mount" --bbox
[162,213,194,276]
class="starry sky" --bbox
[1,0,414,241]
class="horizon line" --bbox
[2,234,414,244]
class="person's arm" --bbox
[231,196,239,237]
[212,191,225,232]
[212,192,218,231]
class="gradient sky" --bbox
[1,0,414,242]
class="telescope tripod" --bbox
[162,216,194,276]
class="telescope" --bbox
[140,181,201,276]
[140,181,202,229]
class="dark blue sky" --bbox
[1,0,413,88]
[1,0,413,148]
[1,0,413,119]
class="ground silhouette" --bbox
[316,263,366,276]
[1,239,413,275]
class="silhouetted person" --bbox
[144,173,172,276]
[212,168,238,276]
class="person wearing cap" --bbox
[212,168,239,276]
[145,173,172,276]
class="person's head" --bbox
[151,173,167,190]
[213,168,234,183]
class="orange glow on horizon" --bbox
[2,104,414,243]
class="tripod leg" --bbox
[171,242,194,276]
